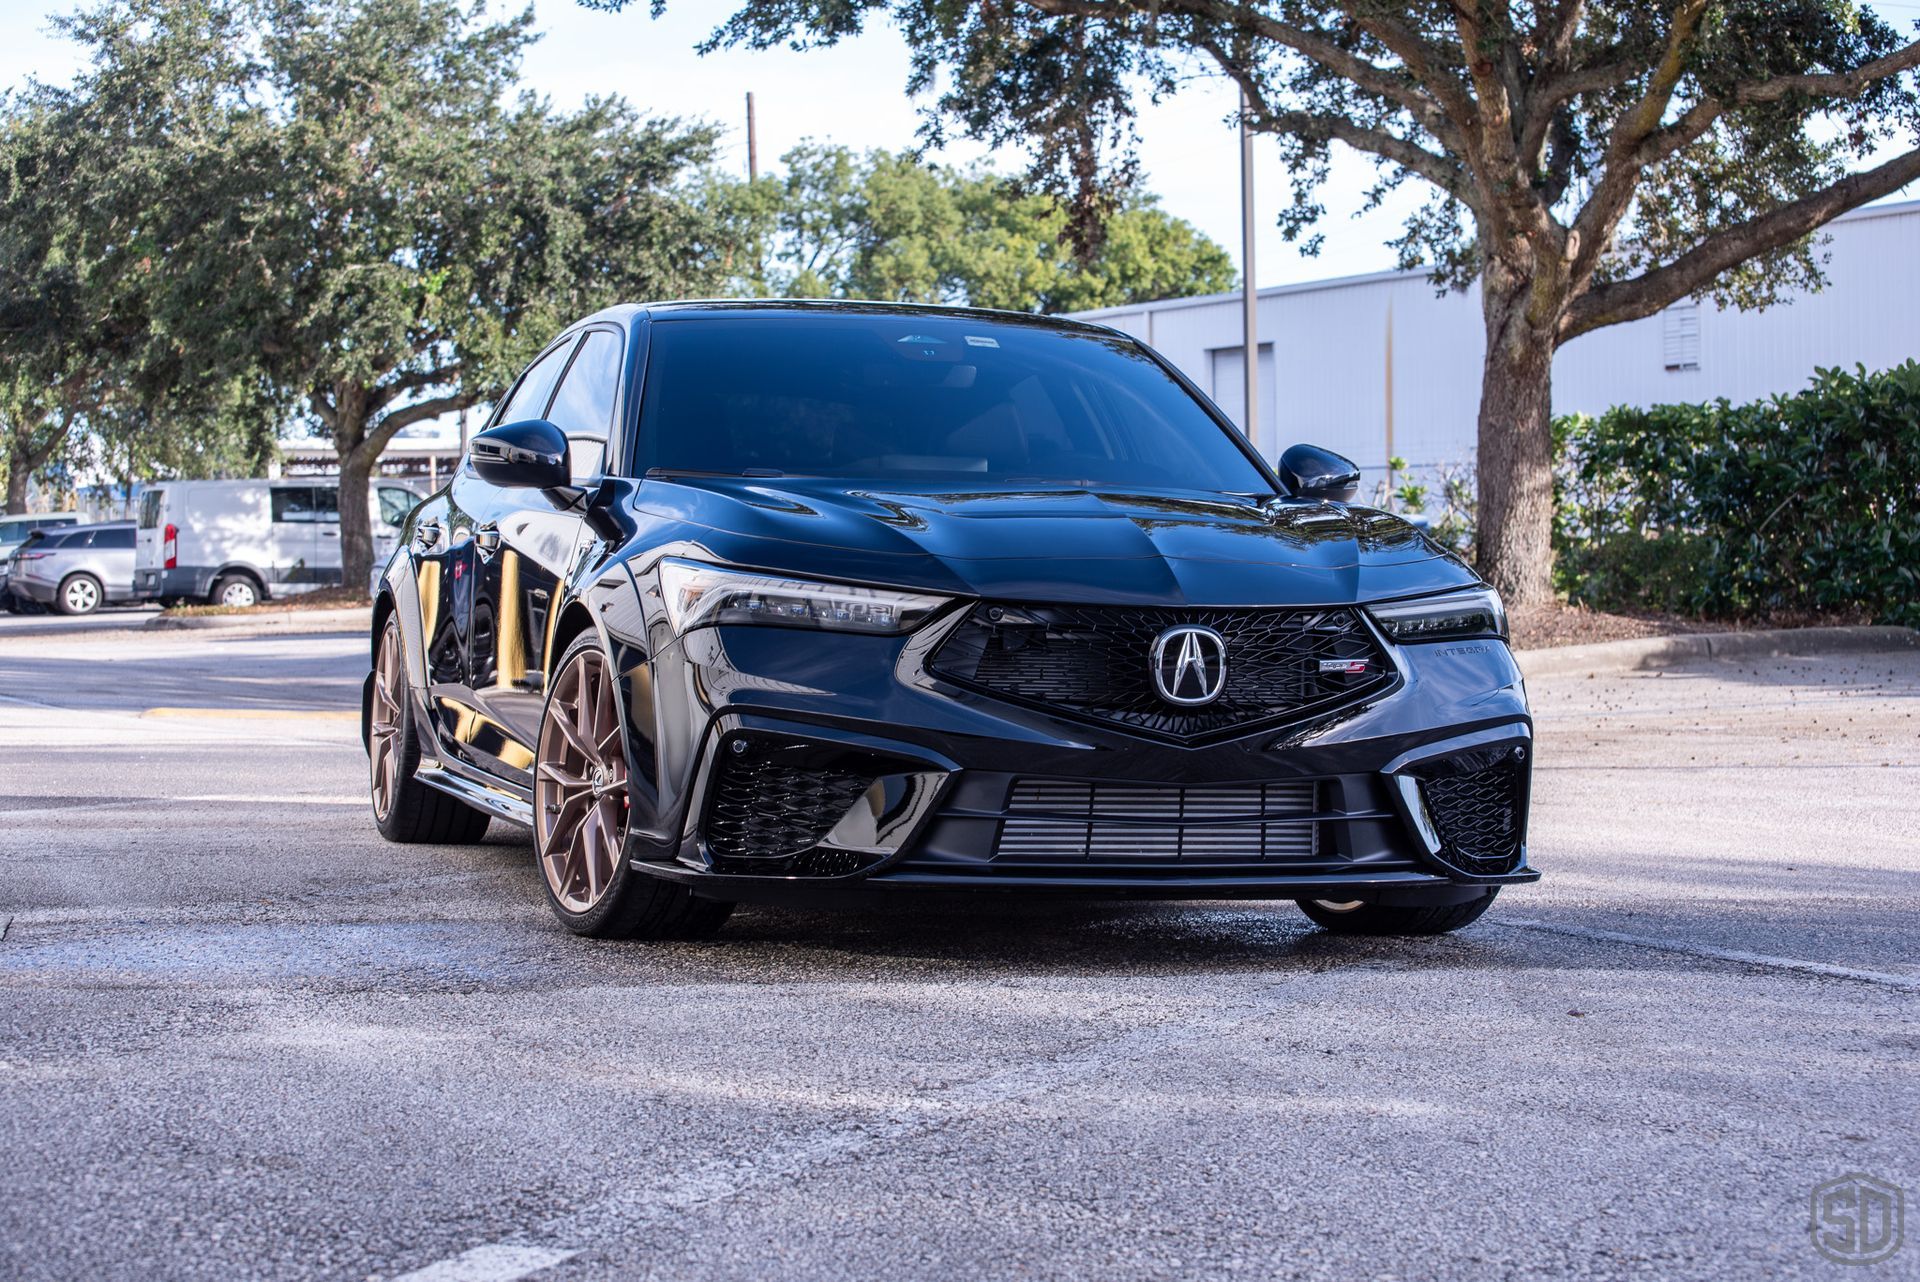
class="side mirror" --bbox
[1278,443,1362,503]
[470,419,571,490]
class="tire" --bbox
[1297,890,1500,936]
[211,573,263,609]
[369,614,492,844]
[533,632,734,941]
[56,573,103,616]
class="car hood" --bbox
[633,477,1478,606]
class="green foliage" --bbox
[709,143,1235,311]
[8,0,728,578]
[1554,364,1920,627]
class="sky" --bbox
[2,0,1916,293]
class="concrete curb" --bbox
[1515,624,1919,679]
[145,605,372,636]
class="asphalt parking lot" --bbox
[0,628,1914,1281]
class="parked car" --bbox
[366,302,1534,941]
[0,513,81,613]
[9,521,138,616]
[135,479,422,607]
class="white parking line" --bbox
[388,1245,579,1282]
[1502,917,1920,991]
[383,986,1284,1280]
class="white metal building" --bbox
[1067,198,1920,495]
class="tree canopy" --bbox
[714,142,1236,311]
[641,1,1920,603]
[5,0,731,582]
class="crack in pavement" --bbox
[1499,917,1920,991]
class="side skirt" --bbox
[415,761,535,828]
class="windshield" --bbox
[635,313,1274,494]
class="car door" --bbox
[268,485,320,590]
[90,526,137,600]
[424,334,578,773]
[312,484,343,582]
[471,325,623,761]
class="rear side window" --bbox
[138,492,164,529]
[95,528,136,550]
[496,338,578,427]
[314,487,340,522]
[271,487,318,523]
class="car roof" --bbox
[574,299,1124,339]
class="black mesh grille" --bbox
[704,749,873,863]
[994,778,1321,864]
[929,604,1391,740]
[1419,749,1525,875]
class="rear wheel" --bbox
[56,573,103,616]
[1297,890,1500,936]
[534,634,733,940]
[211,573,261,609]
[369,615,491,844]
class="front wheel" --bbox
[57,574,103,616]
[1297,890,1499,936]
[534,634,733,940]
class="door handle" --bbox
[413,520,443,551]
[475,523,501,556]
[319,528,340,538]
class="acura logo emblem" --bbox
[1151,626,1228,705]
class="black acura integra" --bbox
[365,302,1535,940]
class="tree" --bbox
[39,0,731,590]
[716,143,1236,309]
[635,2,1920,604]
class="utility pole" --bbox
[746,91,758,181]
[1239,87,1259,454]
[1384,299,1396,508]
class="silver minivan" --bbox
[8,521,138,615]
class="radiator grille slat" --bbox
[995,779,1322,864]
[930,604,1392,741]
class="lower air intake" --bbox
[704,744,873,865]
[995,778,1321,864]
[1416,746,1527,875]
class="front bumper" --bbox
[616,606,1536,903]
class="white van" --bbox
[134,479,422,607]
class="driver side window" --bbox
[545,328,624,483]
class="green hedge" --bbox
[1553,362,1920,627]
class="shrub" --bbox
[1554,362,1920,627]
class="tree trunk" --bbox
[337,438,377,601]
[4,450,28,514]
[1474,274,1560,607]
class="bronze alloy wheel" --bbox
[369,618,405,822]
[535,646,628,914]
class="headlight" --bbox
[657,559,951,636]
[1367,586,1507,642]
